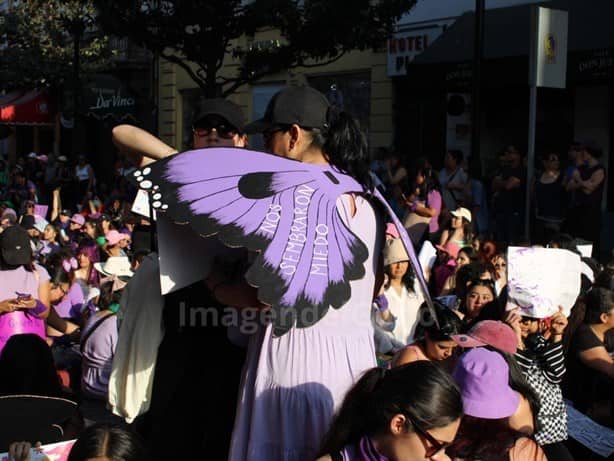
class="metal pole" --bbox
[525,85,537,240]
[471,0,485,172]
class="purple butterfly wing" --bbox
[133,147,369,335]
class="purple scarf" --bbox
[340,436,390,461]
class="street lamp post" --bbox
[471,0,485,174]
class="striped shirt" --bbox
[515,335,568,445]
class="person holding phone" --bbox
[0,226,51,354]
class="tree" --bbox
[0,0,115,92]
[93,0,416,97]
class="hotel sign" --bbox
[387,27,444,77]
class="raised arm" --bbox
[112,125,179,167]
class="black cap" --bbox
[20,215,36,231]
[244,86,330,134]
[193,99,246,133]
[0,225,32,266]
[60,209,71,216]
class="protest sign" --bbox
[506,246,581,317]
[0,439,75,461]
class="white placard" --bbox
[418,240,437,281]
[506,246,581,318]
[577,243,593,259]
[131,189,156,220]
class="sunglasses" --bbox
[263,126,290,144]
[405,412,452,457]
[192,122,238,139]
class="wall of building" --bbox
[157,31,393,155]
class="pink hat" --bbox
[105,230,128,246]
[70,214,85,226]
[436,242,461,259]
[452,320,519,354]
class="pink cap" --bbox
[105,230,128,246]
[452,320,519,354]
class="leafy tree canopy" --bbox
[0,0,115,91]
[94,0,416,97]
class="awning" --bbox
[0,90,53,125]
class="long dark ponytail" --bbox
[318,361,463,456]
[309,108,373,193]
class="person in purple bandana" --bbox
[318,361,462,461]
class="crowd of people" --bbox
[0,85,612,461]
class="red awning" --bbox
[0,90,53,125]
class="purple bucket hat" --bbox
[452,348,519,419]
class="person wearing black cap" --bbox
[112,98,247,167]
[565,139,606,255]
[111,100,249,460]
[0,225,51,354]
[191,98,247,149]
[205,86,380,461]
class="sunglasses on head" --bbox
[192,121,239,139]
[404,412,452,457]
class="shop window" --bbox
[308,72,371,140]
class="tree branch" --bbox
[160,50,206,91]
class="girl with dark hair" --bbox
[564,287,613,427]
[441,246,479,295]
[0,225,51,354]
[317,361,463,460]
[439,207,473,248]
[37,223,62,263]
[68,423,148,461]
[460,279,497,324]
[392,301,463,366]
[372,238,423,353]
[403,158,442,244]
[45,251,85,322]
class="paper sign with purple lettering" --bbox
[506,246,581,318]
[132,147,432,336]
[0,440,75,461]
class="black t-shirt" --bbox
[564,324,613,413]
[576,163,605,208]
[498,166,526,213]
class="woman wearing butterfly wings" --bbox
[194,86,383,461]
